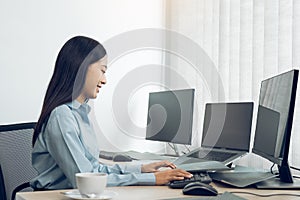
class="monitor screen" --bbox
[201,102,253,151]
[252,69,300,188]
[146,89,195,145]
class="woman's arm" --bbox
[44,106,156,187]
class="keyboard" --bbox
[169,172,212,189]
[189,150,237,162]
[99,150,133,162]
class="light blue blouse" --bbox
[30,100,155,189]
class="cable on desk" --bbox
[270,163,278,175]
[291,166,300,171]
[230,191,300,197]
[293,175,300,179]
[269,164,300,180]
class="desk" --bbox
[16,182,300,200]
[19,159,300,200]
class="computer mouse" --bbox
[112,154,133,162]
[182,182,218,196]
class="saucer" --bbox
[62,190,118,200]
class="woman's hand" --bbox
[154,169,193,185]
[141,160,193,185]
[141,160,176,173]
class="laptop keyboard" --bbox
[189,150,237,162]
[169,172,212,189]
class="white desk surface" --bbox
[18,159,300,200]
[16,182,300,200]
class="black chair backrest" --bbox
[0,122,37,200]
[0,165,6,200]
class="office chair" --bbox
[0,122,37,200]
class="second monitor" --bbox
[146,89,195,146]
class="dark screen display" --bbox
[146,89,195,145]
[201,102,253,151]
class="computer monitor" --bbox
[146,89,195,152]
[252,69,300,189]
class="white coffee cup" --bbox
[75,172,107,196]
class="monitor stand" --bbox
[255,177,300,189]
[162,143,181,157]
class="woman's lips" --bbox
[96,85,101,93]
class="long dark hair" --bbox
[33,36,106,146]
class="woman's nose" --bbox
[101,76,107,84]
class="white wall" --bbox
[0,0,164,124]
[0,0,169,152]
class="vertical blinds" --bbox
[165,0,300,170]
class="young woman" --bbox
[30,36,192,190]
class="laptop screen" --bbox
[201,102,253,151]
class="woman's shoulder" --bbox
[44,103,80,138]
[51,104,73,117]
[46,103,78,129]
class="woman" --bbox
[30,36,192,190]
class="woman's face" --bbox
[78,55,107,103]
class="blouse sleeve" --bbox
[44,106,155,187]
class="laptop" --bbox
[174,102,254,169]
